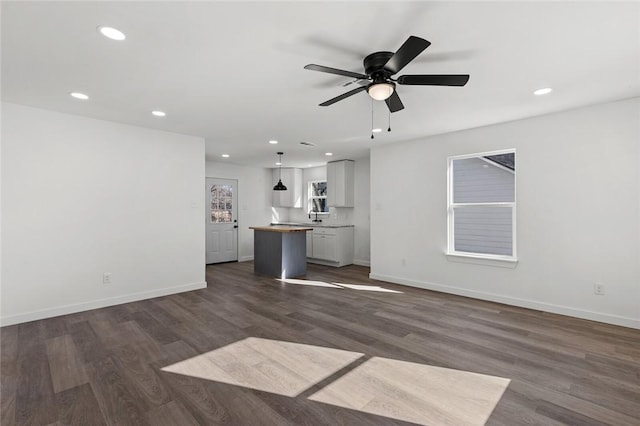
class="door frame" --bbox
[205,177,239,264]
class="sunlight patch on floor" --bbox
[308,356,510,426]
[162,338,510,425]
[275,278,402,292]
[161,337,363,397]
[277,278,343,288]
[332,283,403,293]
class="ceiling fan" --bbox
[304,36,469,113]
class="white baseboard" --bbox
[0,281,207,327]
[369,273,640,330]
[239,256,254,262]
[306,258,340,267]
[354,259,371,267]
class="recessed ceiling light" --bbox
[98,26,126,41]
[325,152,333,156]
[269,140,278,144]
[151,110,166,117]
[275,162,282,166]
[69,92,89,100]
[533,87,552,96]
[372,128,382,133]
[307,164,313,167]
[221,154,230,158]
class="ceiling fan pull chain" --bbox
[371,99,374,139]
[388,109,391,132]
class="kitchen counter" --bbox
[271,222,354,229]
[250,225,313,232]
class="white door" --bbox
[206,178,238,264]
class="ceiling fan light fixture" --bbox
[367,82,395,101]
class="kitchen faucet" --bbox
[309,211,322,223]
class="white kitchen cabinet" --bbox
[327,160,355,207]
[312,234,337,261]
[308,226,354,267]
[272,168,303,208]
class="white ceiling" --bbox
[2,1,639,168]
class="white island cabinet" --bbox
[327,160,354,207]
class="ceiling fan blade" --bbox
[397,74,470,86]
[385,90,404,113]
[319,86,367,106]
[304,64,369,80]
[384,36,431,75]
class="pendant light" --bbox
[273,152,287,191]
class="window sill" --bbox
[445,252,518,269]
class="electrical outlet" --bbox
[103,273,112,284]
[594,283,605,295]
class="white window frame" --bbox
[446,148,517,263]
[308,180,329,215]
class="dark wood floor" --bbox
[1,262,639,425]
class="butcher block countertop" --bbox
[249,225,313,233]
[271,222,354,229]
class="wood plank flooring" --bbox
[1,262,639,425]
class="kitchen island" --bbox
[271,222,355,267]
[249,225,313,278]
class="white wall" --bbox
[370,98,640,329]
[1,103,206,325]
[205,161,273,261]
[282,158,371,266]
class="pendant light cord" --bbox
[273,151,287,191]
[371,98,374,139]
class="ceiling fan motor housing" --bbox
[363,51,395,79]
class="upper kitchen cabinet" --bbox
[327,160,354,207]
[272,168,303,208]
